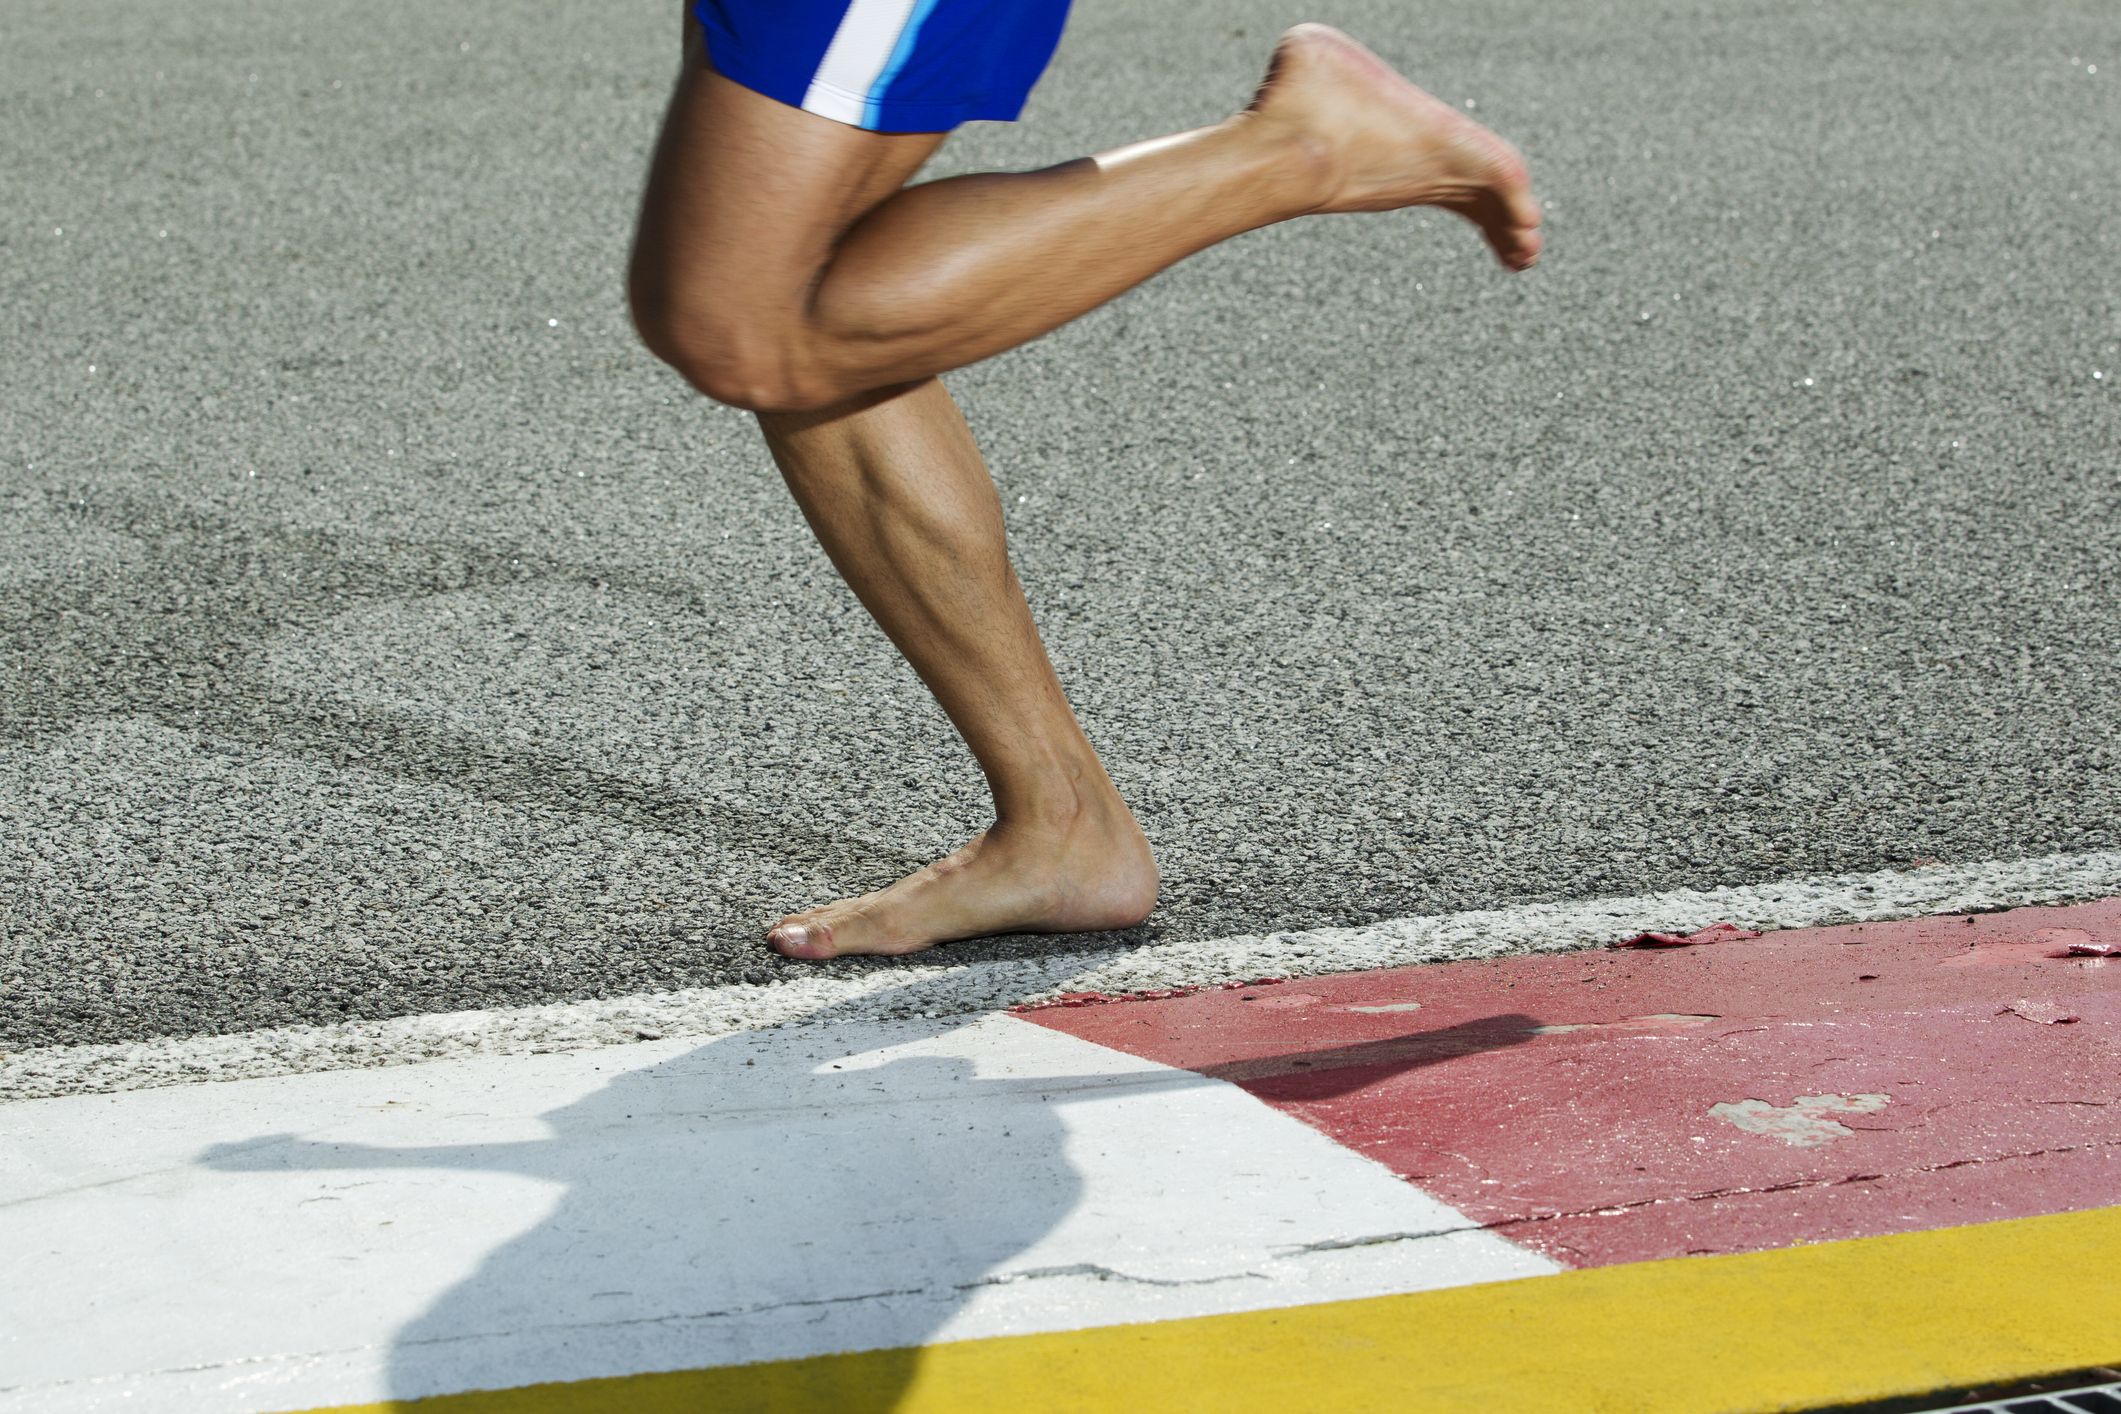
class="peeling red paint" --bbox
[2000,1000,2082,1025]
[1615,921,1763,949]
[1029,896,2121,1269]
[2041,929,2121,958]
[1942,936,2112,968]
[1708,1093,1892,1146]
[1530,1012,1719,1035]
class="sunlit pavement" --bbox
[5,898,2115,1412]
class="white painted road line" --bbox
[6,849,2118,1102]
[0,1012,1554,1414]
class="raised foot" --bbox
[766,806,1160,961]
[1247,21,1544,270]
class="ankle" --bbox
[992,761,1124,833]
[1222,109,1335,218]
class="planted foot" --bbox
[767,797,1159,960]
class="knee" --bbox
[627,277,838,414]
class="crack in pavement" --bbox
[970,1261,1265,1291]
[1487,1135,2121,1228]
[1274,1225,1482,1255]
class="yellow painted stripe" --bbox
[300,1206,2121,1414]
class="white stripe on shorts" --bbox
[803,0,922,126]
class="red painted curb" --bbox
[1027,899,2121,1267]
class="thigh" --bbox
[630,17,947,328]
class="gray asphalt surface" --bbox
[4,0,2117,1050]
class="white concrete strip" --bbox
[0,1013,1554,1413]
[7,849,2118,1101]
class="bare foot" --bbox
[1246,22,1544,270]
[766,797,1159,960]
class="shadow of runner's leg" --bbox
[200,979,1086,1409]
[375,1044,1014,1408]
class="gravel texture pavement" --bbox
[4,0,2117,1048]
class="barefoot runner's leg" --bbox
[755,381,1158,959]
[627,2,1543,958]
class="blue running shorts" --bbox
[693,0,1072,133]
